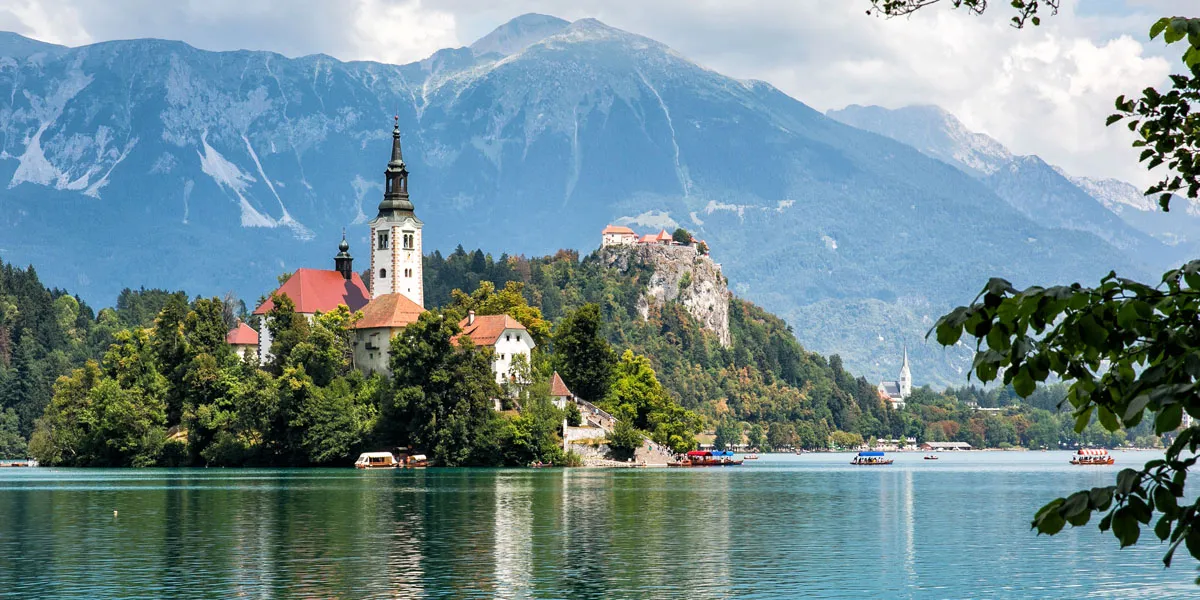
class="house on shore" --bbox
[921,441,972,451]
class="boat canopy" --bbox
[358,452,395,458]
[1077,448,1109,455]
[687,450,711,457]
[857,451,885,457]
[410,454,427,461]
[712,450,734,456]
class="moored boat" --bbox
[1070,448,1114,465]
[404,454,429,468]
[670,450,743,467]
[354,452,399,469]
[744,453,759,460]
[851,451,893,465]
[923,454,938,460]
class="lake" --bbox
[0,451,1193,599]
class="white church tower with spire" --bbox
[878,344,913,409]
[369,117,424,308]
[898,345,912,399]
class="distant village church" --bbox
[877,346,912,409]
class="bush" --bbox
[566,403,583,427]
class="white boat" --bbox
[354,452,399,469]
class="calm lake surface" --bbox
[0,451,1194,599]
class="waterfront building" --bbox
[920,441,972,451]
[549,372,574,409]
[601,225,638,247]
[352,292,424,374]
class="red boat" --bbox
[668,450,743,467]
[1070,448,1114,465]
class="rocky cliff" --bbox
[603,244,731,347]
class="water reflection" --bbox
[0,454,1196,599]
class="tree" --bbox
[767,422,796,450]
[0,408,26,458]
[672,228,693,246]
[714,417,743,450]
[552,304,616,403]
[151,295,188,425]
[747,423,767,450]
[385,310,500,465]
[874,2,1200,568]
[264,293,309,375]
[449,281,552,346]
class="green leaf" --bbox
[1074,406,1094,434]
[1155,516,1171,541]
[1117,468,1139,495]
[1186,527,1200,560]
[1012,368,1035,397]
[1062,491,1090,518]
[1156,402,1183,435]
[1150,18,1169,39]
[1112,509,1141,548]
[1123,394,1151,424]
[1089,486,1114,512]
[1153,485,1178,516]
[1097,406,1120,432]
[1077,314,1108,347]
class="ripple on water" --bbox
[0,452,1193,599]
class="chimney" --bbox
[468,310,475,326]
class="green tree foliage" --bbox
[387,310,501,465]
[449,281,552,346]
[607,350,700,453]
[0,408,26,458]
[553,304,617,403]
[871,2,1200,569]
[714,417,743,450]
[672,228,693,245]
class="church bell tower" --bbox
[369,117,424,307]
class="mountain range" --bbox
[0,14,1176,387]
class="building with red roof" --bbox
[225,321,259,361]
[454,310,536,388]
[252,235,369,363]
[353,293,426,374]
[601,224,638,247]
[549,371,574,409]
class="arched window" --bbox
[380,268,387,279]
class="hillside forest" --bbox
[0,248,1164,465]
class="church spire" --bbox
[334,228,354,280]
[377,116,414,219]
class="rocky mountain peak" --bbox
[469,13,570,57]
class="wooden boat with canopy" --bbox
[1070,448,1114,465]
[850,451,893,465]
[668,450,744,467]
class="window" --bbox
[501,354,506,360]
[403,232,414,250]
[506,334,511,342]
[379,268,387,279]
[516,335,521,343]
[377,231,390,250]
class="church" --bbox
[247,118,532,385]
[877,346,912,409]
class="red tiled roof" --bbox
[453,314,528,347]
[602,225,635,235]
[253,268,370,315]
[655,229,672,241]
[225,322,258,346]
[549,372,572,397]
[355,293,424,329]
[638,234,657,243]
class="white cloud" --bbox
[0,0,1185,186]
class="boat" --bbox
[923,454,938,460]
[744,453,759,460]
[354,452,399,469]
[404,454,429,468]
[669,450,744,467]
[530,461,553,468]
[1070,448,1114,465]
[850,451,893,465]
[0,459,37,468]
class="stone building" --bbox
[877,346,912,409]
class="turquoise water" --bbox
[0,451,1193,598]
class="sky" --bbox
[0,0,1192,186]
